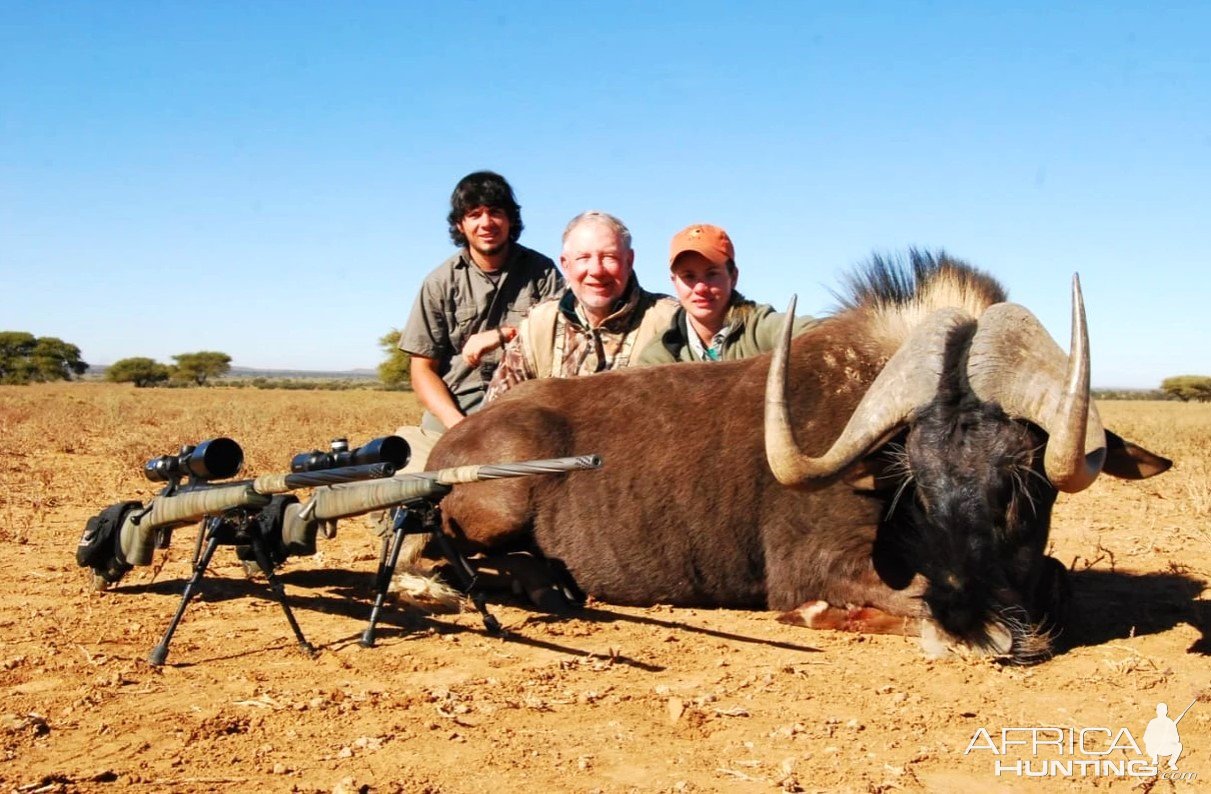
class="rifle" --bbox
[280,454,604,647]
[76,436,405,665]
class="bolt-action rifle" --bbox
[76,436,405,664]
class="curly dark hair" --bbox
[447,171,524,247]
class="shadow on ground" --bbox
[1065,568,1209,654]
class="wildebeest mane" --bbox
[826,249,1007,350]
[834,249,1006,313]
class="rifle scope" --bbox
[144,437,244,483]
[290,435,409,474]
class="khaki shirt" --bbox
[400,243,562,428]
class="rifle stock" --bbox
[303,454,602,520]
[279,455,603,553]
[117,462,398,566]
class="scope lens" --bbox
[185,437,243,480]
[350,435,410,468]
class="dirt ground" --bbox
[1,384,1208,793]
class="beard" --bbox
[470,238,508,258]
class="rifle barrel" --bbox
[282,462,396,489]
[121,462,398,567]
[251,462,396,494]
[306,454,603,520]
[433,454,603,485]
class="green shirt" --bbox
[636,302,816,365]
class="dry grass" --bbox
[0,382,422,543]
[2,385,1209,792]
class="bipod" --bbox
[360,499,500,648]
[429,524,501,635]
[148,514,317,666]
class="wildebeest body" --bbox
[429,254,1171,662]
[432,304,906,610]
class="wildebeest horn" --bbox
[764,298,972,485]
[966,274,1106,493]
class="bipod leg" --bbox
[247,533,316,658]
[190,521,207,567]
[431,530,501,635]
[360,507,408,648]
[148,518,222,666]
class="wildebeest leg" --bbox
[777,601,923,636]
[775,560,928,633]
[471,551,583,614]
[775,570,1015,658]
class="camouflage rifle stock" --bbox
[78,437,405,586]
[109,464,395,576]
[296,455,603,520]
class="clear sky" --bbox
[3,2,1207,387]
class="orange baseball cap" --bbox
[668,223,735,268]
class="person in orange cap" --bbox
[637,223,813,364]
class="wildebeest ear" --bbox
[843,455,899,492]
[1101,430,1173,480]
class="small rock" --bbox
[331,776,360,794]
[668,697,685,723]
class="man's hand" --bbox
[462,326,517,367]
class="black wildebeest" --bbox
[427,253,1170,663]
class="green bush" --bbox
[171,351,232,385]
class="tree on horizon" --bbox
[1161,375,1211,402]
[378,329,411,388]
[0,331,88,384]
[171,351,232,386]
[107,357,172,388]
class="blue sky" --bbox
[3,2,1207,387]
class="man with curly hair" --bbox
[400,171,562,434]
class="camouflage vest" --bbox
[522,290,677,378]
